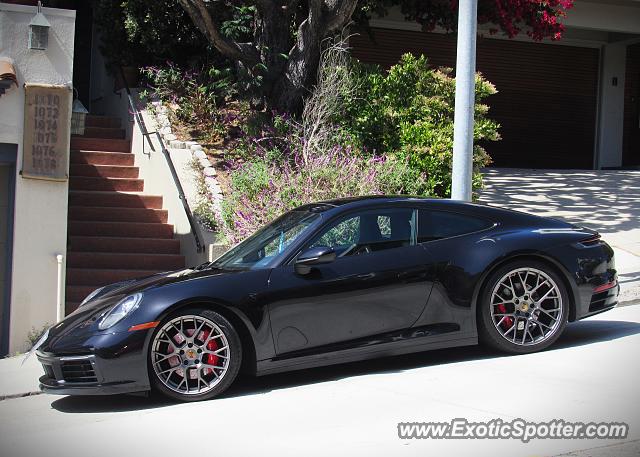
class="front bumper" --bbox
[36,331,152,396]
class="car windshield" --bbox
[210,210,321,270]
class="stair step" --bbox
[66,302,81,315]
[66,285,96,303]
[69,191,162,209]
[68,252,185,270]
[68,236,181,254]
[70,137,130,153]
[85,115,121,129]
[65,110,184,311]
[69,206,168,223]
[66,268,162,286]
[74,126,126,139]
[70,176,144,192]
[69,221,174,238]
[69,164,139,179]
[71,150,134,166]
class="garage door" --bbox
[351,28,600,169]
[623,42,640,166]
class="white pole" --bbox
[451,0,478,201]
[56,254,64,322]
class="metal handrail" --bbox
[118,66,204,254]
[119,66,155,156]
[154,131,204,253]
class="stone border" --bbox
[149,100,224,216]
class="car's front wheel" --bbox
[478,260,569,354]
[148,308,241,402]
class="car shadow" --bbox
[50,317,640,414]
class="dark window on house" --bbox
[418,210,492,243]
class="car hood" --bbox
[43,266,244,346]
[83,266,245,311]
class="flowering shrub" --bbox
[399,0,574,42]
[220,144,424,243]
[218,53,499,243]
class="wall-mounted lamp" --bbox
[71,97,89,135]
[29,1,51,50]
[0,58,18,97]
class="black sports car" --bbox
[35,197,619,401]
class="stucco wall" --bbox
[566,1,640,35]
[598,42,627,168]
[0,3,75,353]
[131,107,216,268]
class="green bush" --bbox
[218,53,500,242]
[141,63,237,141]
[339,54,499,197]
[219,112,431,243]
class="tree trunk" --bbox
[267,41,323,114]
[266,1,325,113]
[178,0,359,114]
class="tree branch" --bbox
[178,0,261,70]
[323,0,359,32]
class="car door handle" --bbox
[356,273,375,280]
[398,268,426,281]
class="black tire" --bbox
[148,307,242,402]
[477,260,569,354]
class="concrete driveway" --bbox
[479,168,640,303]
[0,305,639,457]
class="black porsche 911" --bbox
[34,196,619,402]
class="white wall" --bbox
[567,1,640,35]
[598,42,627,168]
[129,105,216,267]
[0,3,75,353]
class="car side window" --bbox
[418,209,492,243]
[310,208,416,257]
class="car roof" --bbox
[298,195,573,229]
[315,195,484,212]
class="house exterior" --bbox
[351,0,640,169]
[0,1,76,355]
[0,1,203,356]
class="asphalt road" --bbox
[1,305,639,457]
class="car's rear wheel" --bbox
[478,260,569,354]
[148,308,241,402]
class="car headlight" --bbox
[79,286,105,308]
[98,293,143,330]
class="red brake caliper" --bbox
[198,330,219,376]
[497,304,514,330]
[207,338,220,366]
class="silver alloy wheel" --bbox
[490,267,563,346]
[151,315,230,395]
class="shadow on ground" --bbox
[479,168,640,234]
[50,316,640,414]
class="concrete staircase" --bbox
[65,115,185,313]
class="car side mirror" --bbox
[294,246,336,275]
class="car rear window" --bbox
[418,210,493,243]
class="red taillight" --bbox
[580,234,601,246]
[593,281,617,294]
